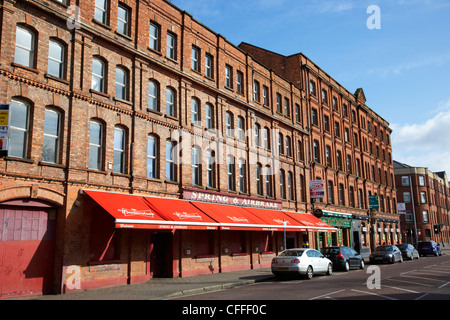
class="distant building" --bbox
[394,161,450,245]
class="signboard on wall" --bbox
[397,203,406,214]
[310,180,325,199]
[368,195,379,209]
[0,104,9,154]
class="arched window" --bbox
[206,149,215,188]
[238,158,246,193]
[166,140,176,181]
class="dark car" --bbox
[417,241,442,256]
[398,243,419,260]
[369,245,403,264]
[322,246,365,271]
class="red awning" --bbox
[142,196,219,230]
[243,207,309,231]
[283,211,337,232]
[190,201,275,231]
[84,190,219,230]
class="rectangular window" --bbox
[419,176,425,186]
[48,40,65,78]
[117,4,130,36]
[236,71,244,94]
[113,127,125,173]
[227,156,235,191]
[148,80,158,111]
[402,176,409,186]
[92,57,106,93]
[263,86,269,106]
[191,46,199,71]
[166,141,176,181]
[94,0,108,24]
[147,136,157,179]
[166,88,175,117]
[403,192,411,203]
[115,67,128,100]
[149,22,160,51]
[205,54,213,78]
[253,80,260,102]
[89,121,103,170]
[423,210,429,223]
[14,25,35,68]
[225,65,232,88]
[8,99,30,158]
[239,159,246,193]
[192,147,200,186]
[166,33,176,60]
[42,108,61,163]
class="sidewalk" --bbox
[16,267,274,300]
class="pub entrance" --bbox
[149,232,173,278]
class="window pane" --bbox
[42,109,61,163]
[89,122,102,145]
[92,58,105,92]
[117,5,129,35]
[43,135,58,163]
[9,130,27,158]
[48,40,64,78]
[15,26,34,67]
[115,68,127,99]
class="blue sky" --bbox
[170,0,450,176]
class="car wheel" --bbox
[344,261,350,271]
[326,264,333,276]
[305,266,313,279]
[360,260,365,269]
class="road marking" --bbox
[381,285,419,293]
[438,281,450,289]
[350,289,397,300]
[415,293,429,300]
[308,289,345,300]
[400,275,446,282]
[385,278,434,287]
[401,270,417,275]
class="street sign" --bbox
[310,180,325,199]
[368,195,379,209]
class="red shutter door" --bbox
[0,206,56,299]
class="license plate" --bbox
[278,267,290,271]
[375,257,383,260]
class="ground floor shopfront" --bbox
[0,187,336,298]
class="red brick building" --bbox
[239,43,399,252]
[0,0,396,298]
[394,161,450,245]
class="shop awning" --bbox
[84,190,336,232]
[191,201,279,231]
[283,211,337,232]
[84,190,219,230]
[142,196,219,230]
[243,207,309,231]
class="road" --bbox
[174,255,450,300]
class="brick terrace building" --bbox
[394,161,450,245]
[0,0,396,298]
[239,43,399,252]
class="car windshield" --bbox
[398,244,408,249]
[375,245,393,252]
[322,248,340,254]
[278,250,304,257]
[418,242,431,247]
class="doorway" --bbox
[149,232,173,278]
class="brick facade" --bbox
[0,0,398,297]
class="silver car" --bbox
[271,248,333,279]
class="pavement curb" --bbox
[155,276,272,300]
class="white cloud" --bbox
[392,98,450,176]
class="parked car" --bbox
[369,245,403,264]
[398,243,420,260]
[271,248,333,279]
[417,241,442,256]
[360,247,371,263]
[321,246,365,271]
